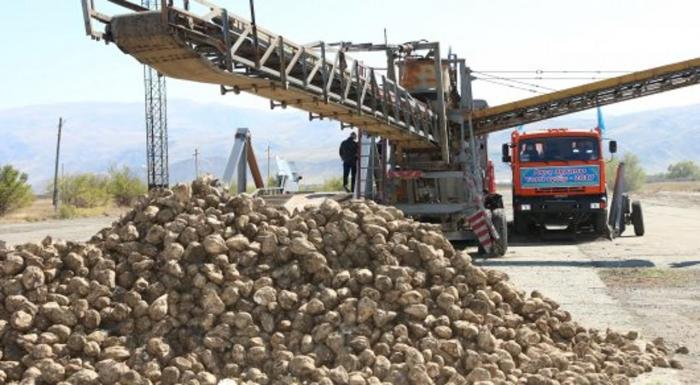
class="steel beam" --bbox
[142,0,169,190]
[85,1,440,150]
[473,57,700,134]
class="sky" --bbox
[1,0,699,116]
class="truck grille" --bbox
[535,186,586,194]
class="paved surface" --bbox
[0,216,116,247]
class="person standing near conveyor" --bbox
[339,131,358,193]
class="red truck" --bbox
[502,128,641,235]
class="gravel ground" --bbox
[472,189,700,384]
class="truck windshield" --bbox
[518,137,599,162]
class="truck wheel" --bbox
[631,201,645,236]
[489,209,508,257]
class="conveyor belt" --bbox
[84,0,700,143]
[88,4,442,149]
[472,58,700,134]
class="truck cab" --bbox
[502,128,616,234]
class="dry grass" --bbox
[0,197,126,223]
[641,180,700,194]
[599,268,700,288]
[635,180,700,208]
[0,198,56,222]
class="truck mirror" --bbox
[501,143,511,163]
[609,140,617,154]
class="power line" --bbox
[193,148,200,179]
[473,76,547,94]
[473,71,557,92]
[476,70,632,74]
[52,118,63,211]
[483,76,611,80]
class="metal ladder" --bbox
[356,134,384,200]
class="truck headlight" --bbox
[520,204,531,211]
[590,202,601,209]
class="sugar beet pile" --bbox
[0,178,680,385]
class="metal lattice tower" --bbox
[142,0,169,189]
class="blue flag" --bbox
[596,107,606,132]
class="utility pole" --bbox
[52,118,63,211]
[193,148,200,179]
[143,0,169,190]
[266,144,271,183]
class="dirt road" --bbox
[0,216,116,247]
[475,189,700,384]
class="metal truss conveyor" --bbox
[84,1,700,141]
[472,58,700,134]
[83,0,442,150]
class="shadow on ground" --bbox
[502,219,617,244]
[473,259,656,269]
[670,260,700,268]
[452,229,604,251]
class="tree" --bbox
[0,165,34,215]
[666,160,700,180]
[107,166,147,206]
[53,173,110,208]
[606,152,647,192]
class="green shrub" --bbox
[266,176,279,188]
[107,166,147,206]
[606,152,646,192]
[0,165,34,216]
[57,204,78,219]
[229,183,257,195]
[666,160,700,181]
[321,177,345,192]
[55,173,110,208]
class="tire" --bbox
[631,200,645,236]
[489,208,508,257]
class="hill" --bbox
[1,100,698,189]
[0,100,346,190]
[487,104,700,180]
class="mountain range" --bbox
[0,100,346,190]
[487,104,700,180]
[1,100,698,190]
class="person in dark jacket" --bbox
[339,132,358,192]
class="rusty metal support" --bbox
[249,0,260,68]
[432,43,449,162]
